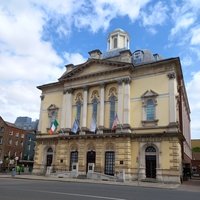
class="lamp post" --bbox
[15,156,19,174]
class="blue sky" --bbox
[0,0,200,138]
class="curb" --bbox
[0,174,180,189]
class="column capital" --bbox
[117,79,123,85]
[123,77,131,84]
[100,83,105,88]
[40,95,45,101]
[167,72,176,79]
[65,88,74,94]
[83,86,89,91]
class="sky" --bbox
[0,0,200,139]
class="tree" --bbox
[192,147,200,152]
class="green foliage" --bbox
[192,147,200,152]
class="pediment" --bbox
[141,90,158,98]
[59,59,131,81]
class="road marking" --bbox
[24,189,127,200]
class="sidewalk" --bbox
[177,177,200,192]
[0,173,180,189]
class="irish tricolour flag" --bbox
[49,119,59,134]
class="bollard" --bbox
[11,168,16,177]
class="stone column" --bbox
[167,72,177,124]
[61,89,67,129]
[82,86,88,129]
[38,94,45,132]
[117,80,123,125]
[123,78,131,130]
[66,89,73,130]
[99,84,105,129]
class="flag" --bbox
[111,113,119,131]
[90,116,97,133]
[49,119,59,134]
[71,119,79,134]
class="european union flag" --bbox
[71,119,79,134]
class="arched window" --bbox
[92,98,98,122]
[76,100,81,123]
[47,104,58,127]
[145,146,156,152]
[146,99,155,121]
[47,147,53,153]
[109,95,117,128]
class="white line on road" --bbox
[23,189,127,200]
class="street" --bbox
[0,178,199,200]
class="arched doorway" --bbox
[46,147,53,167]
[145,146,156,178]
[86,150,96,172]
[70,151,78,171]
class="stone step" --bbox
[77,174,87,179]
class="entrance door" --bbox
[104,151,115,176]
[46,147,53,167]
[145,155,156,178]
[86,151,96,172]
[46,154,53,166]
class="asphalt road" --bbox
[0,178,199,200]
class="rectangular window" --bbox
[92,100,98,122]
[76,102,81,123]
[16,133,19,138]
[70,151,78,171]
[146,99,155,121]
[105,151,115,176]
[9,139,12,145]
[0,137,3,144]
[109,96,116,128]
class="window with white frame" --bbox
[141,90,158,126]
[9,139,12,145]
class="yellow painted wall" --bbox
[131,74,169,98]
[130,73,169,128]
[40,90,63,133]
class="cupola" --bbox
[107,28,130,51]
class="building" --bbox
[191,139,200,176]
[20,131,36,171]
[14,116,38,171]
[33,29,191,183]
[0,116,27,171]
[15,116,38,130]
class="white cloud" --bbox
[0,1,65,122]
[63,52,87,65]
[74,0,151,32]
[181,56,193,67]
[190,27,200,45]
[140,1,168,27]
[170,12,196,36]
[186,71,200,139]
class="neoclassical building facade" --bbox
[33,29,191,183]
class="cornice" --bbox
[61,65,132,83]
